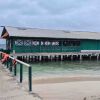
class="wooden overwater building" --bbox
[1,26,100,62]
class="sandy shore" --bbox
[26,75,100,100]
[32,75,100,84]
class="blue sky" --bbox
[0,0,100,43]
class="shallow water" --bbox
[16,60,100,77]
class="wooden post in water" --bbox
[22,56,25,62]
[26,56,27,62]
[71,55,73,61]
[61,55,63,61]
[38,56,40,62]
[50,55,52,61]
[31,56,33,62]
[39,55,41,61]
[97,54,99,61]
[62,55,64,61]
[80,55,82,61]
[89,55,92,60]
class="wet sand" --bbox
[30,76,100,100]
[32,75,100,84]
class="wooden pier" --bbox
[2,26,100,63]
[11,52,100,62]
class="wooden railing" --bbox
[0,52,32,92]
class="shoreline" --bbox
[32,75,100,84]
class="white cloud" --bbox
[38,0,87,14]
[0,0,100,34]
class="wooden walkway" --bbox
[11,52,100,62]
[11,52,100,57]
[0,63,40,100]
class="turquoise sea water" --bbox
[16,60,100,77]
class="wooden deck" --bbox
[0,63,41,100]
[11,52,100,56]
[11,52,100,62]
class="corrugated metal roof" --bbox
[1,26,100,40]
